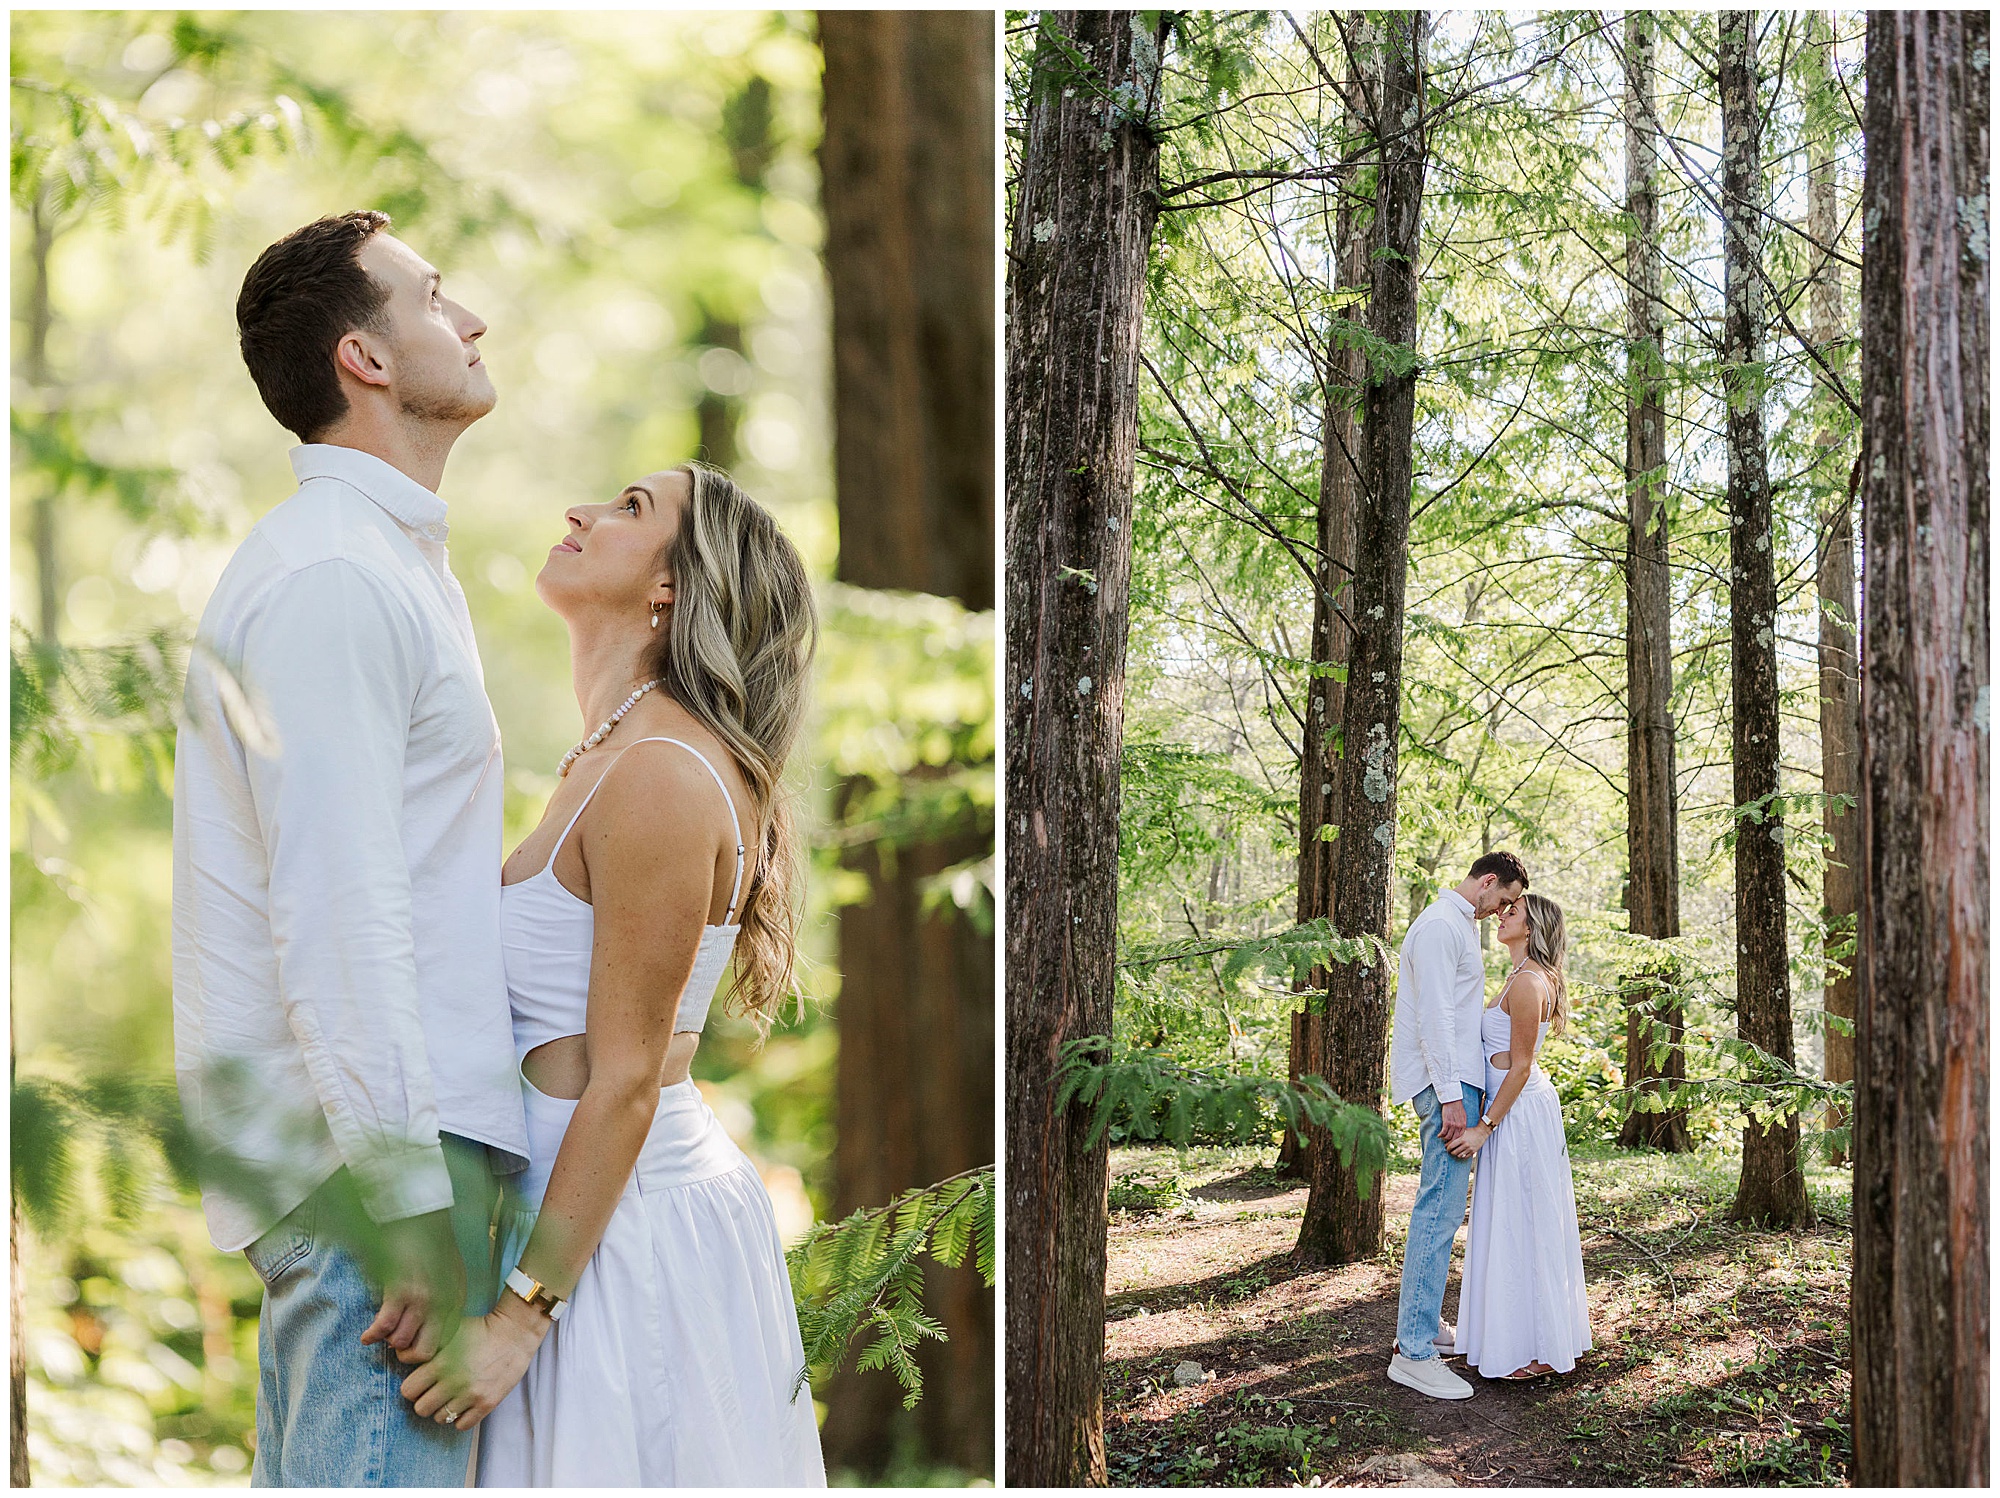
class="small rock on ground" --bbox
[1171,1360,1212,1386]
[1350,1452,1455,1487]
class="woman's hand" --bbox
[1446,1120,1493,1159]
[399,1294,551,1433]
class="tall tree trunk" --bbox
[1718,11,1813,1231]
[694,314,744,470]
[1295,11,1427,1267]
[1806,14,1858,1162]
[27,193,59,647]
[821,10,995,606]
[1853,11,1989,1485]
[1617,10,1689,1154]
[1003,11,1168,1486]
[9,1192,23,1488]
[1283,40,1370,1182]
[13,193,58,1491]
[818,11,996,1478]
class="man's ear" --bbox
[335,329,392,389]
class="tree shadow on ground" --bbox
[1106,1246,1309,1322]
[1102,1143,1852,1487]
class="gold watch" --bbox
[504,1267,568,1322]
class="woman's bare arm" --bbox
[1485,972,1548,1125]
[1448,970,1548,1157]
[515,744,721,1299]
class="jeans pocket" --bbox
[245,1200,315,1284]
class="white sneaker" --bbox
[1434,1321,1457,1354]
[1388,1351,1474,1400]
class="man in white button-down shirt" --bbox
[173,211,530,1485]
[1383,851,1528,1402]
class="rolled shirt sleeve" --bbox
[239,559,452,1223]
[1407,916,1463,1104]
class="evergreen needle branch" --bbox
[785,1165,995,1409]
[1055,1038,1392,1195]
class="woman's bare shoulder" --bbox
[582,737,737,847]
[1498,964,1553,1014]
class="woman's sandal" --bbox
[1504,1362,1555,1380]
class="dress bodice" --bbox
[1480,1001,1550,1060]
[501,738,745,1058]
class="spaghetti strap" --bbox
[543,737,747,923]
[1501,965,1554,1023]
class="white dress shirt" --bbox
[1388,889,1489,1106]
[173,444,529,1252]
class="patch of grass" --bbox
[1110,1162,1192,1214]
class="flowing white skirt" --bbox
[1453,1056,1591,1378]
[476,1076,826,1487]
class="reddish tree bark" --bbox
[1805,14,1858,1160]
[1853,10,1988,1486]
[1003,11,1170,1486]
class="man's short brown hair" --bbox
[1468,850,1529,890]
[236,211,393,441]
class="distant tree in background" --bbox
[1805,13,1858,1160]
[1281,16,1370,1185]
[1294,11,1428,1268]
[1718,10,1811,1231]
[817,8,995,1480]
[1616,9,1689,1155]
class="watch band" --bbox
[1480,1112,1497,1128]
[505,1266,568,1322]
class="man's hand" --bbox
[1439,1098,1467,1143]
[360,1208,466,1365]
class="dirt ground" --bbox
[1102,1139,1853,1487]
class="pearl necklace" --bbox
[558,679,664,777]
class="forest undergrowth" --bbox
[1102,1140,1851,1488]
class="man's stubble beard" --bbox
[398,375,495,428]
[390,331,496,430]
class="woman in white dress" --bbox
[398,462,826,1485]
[1446,891,1591,1380]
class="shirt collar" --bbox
[291,444,448,536]
[1443,889,1476,921]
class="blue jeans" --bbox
[247,1136,503,1486]
[1395,1082,1484,1361]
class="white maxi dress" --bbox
[477,738,826,1487]
[1453,1000,1591,1378]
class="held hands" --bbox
[360,1209,466,1365]
[399,1292,552,1433]
[1439,1099,1468,1143]
[1447,1120,1493,1159]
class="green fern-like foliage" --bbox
[10,1071,197,1236]
[785,1166,995,1409]
[1565,931,1857,1154]
[1055,1038,1393,1197]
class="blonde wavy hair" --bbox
[650,461,818,1035]
[1518,891,1570,1037]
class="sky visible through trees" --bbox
[1108,12,1862,1112]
